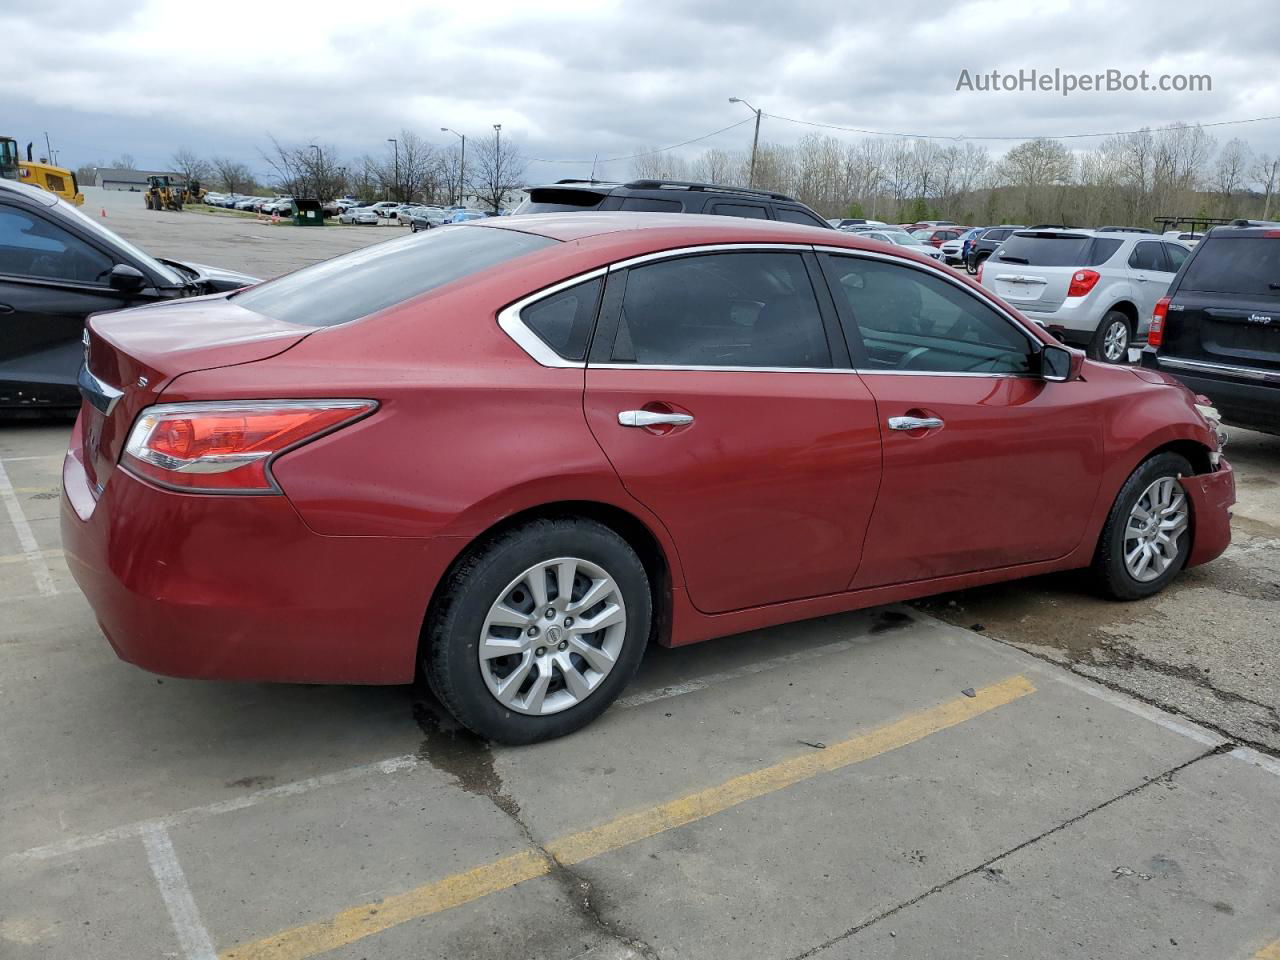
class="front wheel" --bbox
[424,518,651,744]
[1089,311,1132,363]
[1092,452,1193,600]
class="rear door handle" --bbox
[888,415,944,431]
[618,410,694,428]
[0,303,14,314]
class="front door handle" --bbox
[888,415,944,431]
[618,410,694,428]
[0,303,14,314]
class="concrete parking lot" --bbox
[2,204,1278,960]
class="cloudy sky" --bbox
[5,0,1278,182]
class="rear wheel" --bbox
[1088,311,1132,363]
[1092,452,1193,600]
[967,253,987,276]
[424,518,651,744]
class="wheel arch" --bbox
[1104,299,1139,329]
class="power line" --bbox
[760,111,1280,142]
[527,116,754,164]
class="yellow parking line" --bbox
[220,674,1035,960]
[0,548,63,566]
[1254,939,1280,960]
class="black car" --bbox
[513,179,832,227]
[964,224,1026,274]
[1140,220,1280,434]
[0,179,258,413]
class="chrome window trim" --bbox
[1157,356,1280,385]
[590,363,846,374]
[496,266,609,369]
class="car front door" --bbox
[1127,240,1174,330]
[0,203,142,408]
[818,250,1104,588]
[582,248,882,614]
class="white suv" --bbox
[978,228,1191,362]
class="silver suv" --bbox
[978,228,1191,362]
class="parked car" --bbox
[940,227,986,265]
[0,179,258,412]
[389,203,425,222]
[514,178,831,227]
[904,220,958,232]
[451,209,488,222]
[830,218,887,229]
[368,201,401,219]
[912,226,968,249]
[964,225,1026,274]
[233,196,262,210]
[1097,226,1156,234]
[1163,230,1204,246]
[261,197,295,216]
[61,212,1233,743]
[1141,221,1280,434]
[406,206,449,232]
[979,228,1191,362]
[338,205,380,225]
[854,227,947,262]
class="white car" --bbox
[338,205,380,225]
[368,201,402,218]
[1163,230,1203,246]
[855,227,947,262]
[978,228,1192,362]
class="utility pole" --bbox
[728,98,762,188]
[43,131,53,166]
[1264,157,1279,221]
[308,144,322,198]
[387,138,399,201]
[441,128,466,205]
[493,124,502,213]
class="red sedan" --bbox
[62,214,1235,743]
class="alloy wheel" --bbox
[1123,476,1189,582]
[477,557,627,716]
[1103,319,1129,362]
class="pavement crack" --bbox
[785,743,1232,960]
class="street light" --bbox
[441,127,466,206]
[308,144,322,198]
[728,97,762,189]
[387,138,399,201]
[492,124,503,213]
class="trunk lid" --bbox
[80,298,312,493]
[986,231,1122,312]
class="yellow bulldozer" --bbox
[0,136,85,206]
[144,175,185,211]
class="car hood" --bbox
[162,258,261,293]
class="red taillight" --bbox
[123,400,376,493]
[975,260,984,283]
[1149,296,1171,348]
[1066,269,1100,298]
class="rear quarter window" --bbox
[1178,237,1280,299]
[231,225,556,327]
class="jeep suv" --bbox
[513,179,831,228]
[978,228,1191,362]
[1141,221,1280,434]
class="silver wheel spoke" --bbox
[556,654,592,700]
[568,577,612,614]
[525,570,549,610]
[487,603,531,628]
[495,653,534,705]
[480,634,526,660]
[568,635,616,673]
[554,560,577,609]
[523,663,552,714]
[575,602,624,634]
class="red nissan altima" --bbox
[62,214,1235,743]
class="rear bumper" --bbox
[1181,458,1235,569]
[60,429,460,684]
[1142,353,1280,434]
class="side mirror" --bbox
[107,263,147,293]
[1040,344,1076,382]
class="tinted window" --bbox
[617,196,682,212]
[1179,237,1280,299]
[613,251,830,368]
[982,229,1010,242]
[233,225,556,327]
[776,208,829,228]
[824,255,1033,374]
[1128,241,1168,272]
[521,276,603,361]
[1163,242,1190,272]
[996,233,1122,267]
[0,207,114,284]
[707,202,768,219]
[514,189,608,214]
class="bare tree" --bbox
[367,130,445,202]
[211,156,254,194]
[261,135,347,200]
[1213,138,1252,218]
[1254,153,1279,221]
[470,129,527,212]
[631,148,690,182]
[170,148,212,187]
[111,154,137,170]
[691,148,735,185]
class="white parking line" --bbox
[142,824,217,960]
[0,454,64,463]
[0,459,57,597]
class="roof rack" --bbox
[1096,225,1154,233]
[1153,215,1235,232]
[622,179,797,202]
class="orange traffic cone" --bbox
[100,208,107,217]
[271,213,279,224]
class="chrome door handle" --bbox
[888,415,944,431]
[618,410,694,428]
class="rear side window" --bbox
[776,208,829,228]
[617,196,682,212]
[1128,241,1168,272]
[521,277,603,361]
[1179,237,1280,298]
[232,225,556,327]
[996,233,1122,267]
[1163,242,1190,272]
[707,202,768,219]
[612,251,831,368]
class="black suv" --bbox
[513,179,831,228]
[1141,221,1280,434]
[963,225,1025,274]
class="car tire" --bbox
[410,221,418,232]
[1088,310,1132,363]
[1091,452,1194,601]
[969,253,988,276]
[424,518,652,744]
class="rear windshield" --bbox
[1179,236,1280,299]
[995,232,1122,267]
[513,189,608,214]
[232,224,556,327]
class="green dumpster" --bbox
[291,198,324,226]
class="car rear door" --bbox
[0,201,147,408]
[819,250,1103,587]
[1127,240,1175,326]
[582,247,882,614]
